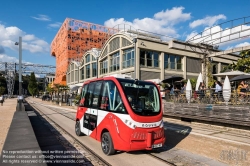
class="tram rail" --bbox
[27,100,177,165]
[147,152,176,166]
[25,99,243,166]
[27,100,112,166]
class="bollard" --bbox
[16,100,24,111]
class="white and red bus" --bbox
[75,76,165,155]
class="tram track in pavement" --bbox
[29,100,228,166]
[29,99,230,166]
[28,100,176,166]
[146,152,176,166]
[27,100,111,166]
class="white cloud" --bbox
[48,22,62,28]
[186,31,198,42]
[154,7,191,25]
[225,41,250,50]
[0,53,19,63]
[104,6,191,39]
[189,14,226,28]
[23,34,36,41]
[235,42,250,47]
[0,24,23,41]
[0,23,50,54]
[31,14,51,21]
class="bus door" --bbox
[83,81,103,138]
[100,81,127,134]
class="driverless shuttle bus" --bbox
[75,76,165,155]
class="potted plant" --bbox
[73,95,81,107]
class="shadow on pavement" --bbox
[153,121,192,153]
[24,104,89,166]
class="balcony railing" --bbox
[164,89,250,105]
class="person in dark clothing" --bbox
[197,82,206,99]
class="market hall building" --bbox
[66,27,239,86]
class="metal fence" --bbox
[164,89,250,105]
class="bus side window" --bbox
[101,81,126,113]
[100,96,109,110]
[92,81,103,108]
[79,84,88,107]
[100,82,110,110]
[85,82,95,107]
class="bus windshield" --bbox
[117,78,161,116]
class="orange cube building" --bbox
[50,18,117,85]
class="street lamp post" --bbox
[15,37,22,111]
[96,57,99,78]
[133,38,137,79]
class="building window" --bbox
[164,54,169,69]
[170,55,175,69]
[122,48,134,68]
[100,59,108,74]
[153,53,159,67]
[176,56,182,70]
[146,51,152,67]
[86,54,90,63]
[92,62,97,77]
[140,50,146,66]
[86,64,90,78]
[164,53,183,70]
[110,52,120,72]
[80,68,84,80]
[140,50,159,67]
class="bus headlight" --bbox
[124,119,136,129]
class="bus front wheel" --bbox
[75,121,83,136]
[101,132,115,155]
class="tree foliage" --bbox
[0,86,5,95]
[46,83,55,95]
[0,75,7,95]
[189,78,197,90]
[28,72,38,97]
[222,50,250,73]
[207,61,216,87]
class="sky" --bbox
[0,0,250,66]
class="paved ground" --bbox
[0,97,76,157]
[0,98,16,156]
[1,97,250,165]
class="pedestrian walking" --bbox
[0,95,4,106]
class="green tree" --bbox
[207,61,216,87]
[22,75,30,95]
[0,75,7,95]
[189,78,197,90]
[28,72,38,97]
[222,50,250,72]
[0,86,5,95]
[46,83,54,96]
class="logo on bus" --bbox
[142,123,157,128]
